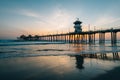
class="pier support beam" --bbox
[88,33,95,43]
[111,32,117,44]
[99,32,105,44]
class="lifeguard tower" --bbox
[74,18,82,33]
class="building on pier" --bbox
[74,18,82,33]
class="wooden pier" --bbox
[18,19,120,44]
[29,28,120,44]
[18,28,120,44]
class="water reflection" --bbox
[75,55,84,70]
[111,44,119,60]
[71,43,84,53]
[73,52,119,71]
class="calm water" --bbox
[0,40,120,80]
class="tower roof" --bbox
[73,18,82,24]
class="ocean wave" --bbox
[0,40,17,42]
[37,49,69,51]
[0,49,120,59]
[0,51,17,53]
[0,41,66,46]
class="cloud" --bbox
[48,8,75,31]
[12,8,76,34]
[94,16,120,26]
[15,9,43,18]
[34,8,75,33]
[20,10,39,18]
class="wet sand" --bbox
[0,55,120,80]
[91,66,120,80]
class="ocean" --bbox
[0,40,120,80]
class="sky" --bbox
[0,0,120,39]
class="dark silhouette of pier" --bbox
[18,19,120,44]
[18,28,120,44]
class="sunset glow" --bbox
[0,0,120,39]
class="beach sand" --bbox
[91,66,120,80]
[0,55,120,80]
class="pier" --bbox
[37,28,119,44]
[18,19,120,44]
[19,28,120,44]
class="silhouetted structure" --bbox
[18,19,120,44]
[75,55,84,70]
[74,18,82,33]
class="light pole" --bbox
[94,26,96,31]
[88,24,90,31]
